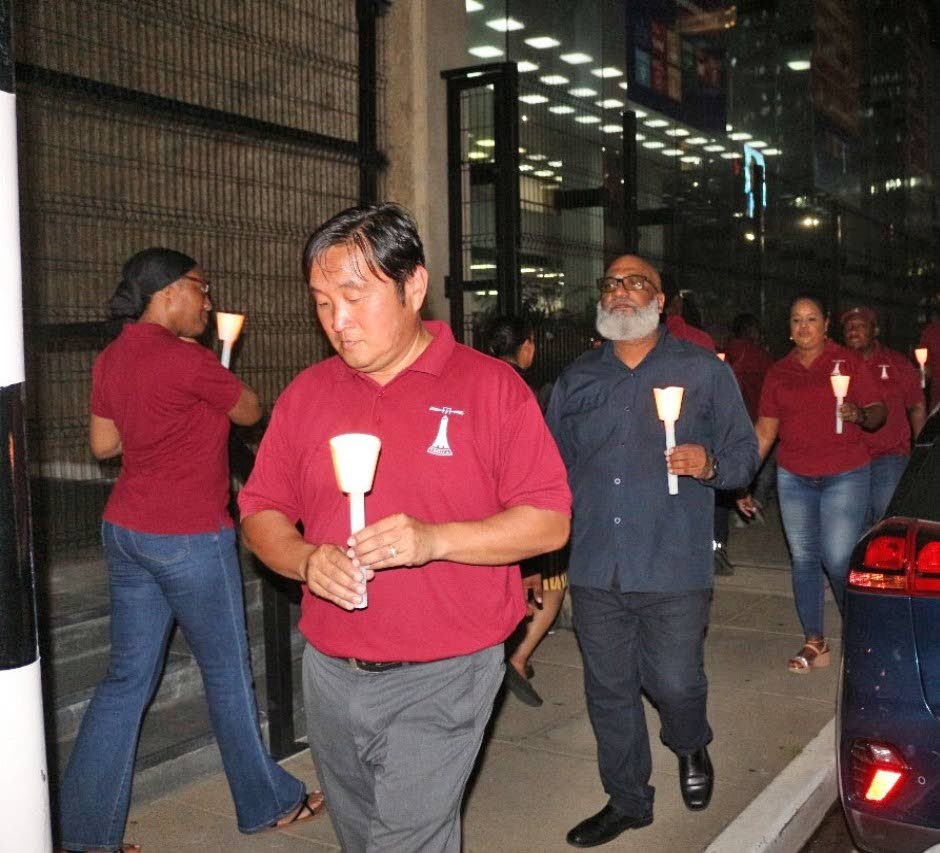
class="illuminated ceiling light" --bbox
[632,109,647,118]
[528,153,548,161]
[730,131,752,140]
[686,136,707,145]
[525,36,560,49]
[476,138,495,147]
[680,155,701,164]
[560,52,593,64]
[721,151,742,159]
[744,231,757,241]
[763,148,781,155]
[540,74,570,85]
[569,87,597,97]
[748,140,767,148]
[666,127,690,136]
[591,66,623,78]
[467,150,487,160]
[601,124,622,133]
[644,118,669,127]
[486,17,525,31]
[519,94,549,104]
[534,169,554,177]
[469,45,504,58]
[635,132,646,141]
[597,98,624,109]
[554,175,563,182]
[520,267,537,273]
[466,0,484,10]
[549,105,575,114]
[519,163,534,171]
[642,140,665,149]
[548,160,562,167]
[787,59,811,71]
[801,215,821,227]
[618,81,629,90]
[575,115,601,123]
[662,148,683,156]
[518,146,526,154]
[704,144,725,152]
[517,60,539,72]
[470,263,496,270]
[466,71,483,78]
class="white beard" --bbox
[595,299,661,342]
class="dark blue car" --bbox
[838,409,940,853]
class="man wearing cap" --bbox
[841,305,926,521]
[547,253,758,848]
[920,290,940,411]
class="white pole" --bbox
[665,420,678,495]
[350,492,367,609]
[836,398,844,434]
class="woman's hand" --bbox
[737,493,758,518]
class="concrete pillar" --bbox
[0,1,53,848]
[383,0,466,321]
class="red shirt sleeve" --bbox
[90,350,111,418]
[187,346,244,414]
[897,354,925,409]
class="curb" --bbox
[705,718,837,853]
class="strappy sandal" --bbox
[267,791,326,832]
[788,638,830,673]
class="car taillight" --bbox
[848,521,940,596]
[850,741,908,804]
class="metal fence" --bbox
[15,0,387,561]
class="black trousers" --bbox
[571,585,713,816]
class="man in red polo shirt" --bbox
[842,306,926,521]
[920,289,940,412]
[238,203,571,852]
[661,273,716,353]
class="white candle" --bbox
[717,352,726,362]
[216,311,245,369]
[830,374,851,434]
[653,386,684,495]
[915,347,928,390]
[329,433,381,609]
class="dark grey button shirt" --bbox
[545,328,759,592]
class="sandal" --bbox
[267,791,326,832]
[788,639,830,673]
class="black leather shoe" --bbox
[679,746,714,810]
[566,804,653,847]
[504,663,543,707]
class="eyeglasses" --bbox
[596,274,657,294]
[182,275,211,297]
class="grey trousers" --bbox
[302,642,504,853]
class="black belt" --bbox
[343,657,413,673]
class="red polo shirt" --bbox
[759,340,883,477]
[921,320,940,410]
[726,337,774,422]
[858,344,923,459]
[91,322,243,534]
[666,314,716,352]
[238,321,571,663]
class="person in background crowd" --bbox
[661,273,716,353]
[238,204,571,852]
[919,286,940,412]
[738,295,886,674]
[548,254,758,848]
[727,313,777,526]
[841,306,926,521]
[57,249,323,853]
[485,315,569,709]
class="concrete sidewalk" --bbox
[118,507,841,851]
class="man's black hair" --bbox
[302,203,426,302]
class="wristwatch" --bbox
[699,453,719,483]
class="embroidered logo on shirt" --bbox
[427,406,464,456]
[878,363,889,380]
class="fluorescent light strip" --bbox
[549,105,575,114]
[591,66,623,78]
[540,74,569,85]
[468,45,503,58]
[517,60,539,72]
[524,36,560,49]
[486,17,525,31]
[574,115,600,123]
[519,94,548,104]
[569,87,597,97]
[560,52,593,64]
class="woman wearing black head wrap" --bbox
[484,316,569,709]
[56,249,323,853]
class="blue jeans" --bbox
[868,454,908,524]
[777,464,870,639]
[571,586,712,817]
[57,523,305,851]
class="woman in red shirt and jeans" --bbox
[738,295,886,673]
[56,249,322,853]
